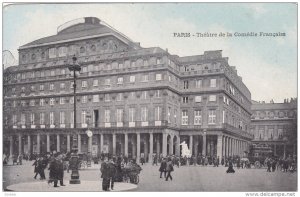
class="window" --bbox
[70,82,74,89]
[21,100,26,107]
[168,107,171,123]
[61,69,66,75]
[40,84,44,91]
[82,81,87,88]
[129,76,135,83]
[82,67,88,73]
[104,94,110,102]
[195,96,202,103]
[116,109,123,122]
[156,58,162,64]
[210,79,217,88]
[60,97,65,105]
[182,110,188,125]
[131,61,136,67]
[60,83,65,89]
[143,60,148,66]
[208,110,216,124]
[13,101,16,108]
[50,70,55,76]
[141,74,149,82]
[21,113,26,125]
[116,93,123,101]
[129,108,135,122]
[30,113,35,125]
[81,110,86,124]
[30,85,35,91]
[184,81,189,89]
[40,71,45,78]
[49,48,56,58]
[155,90,161,98]
[117,77,124,84]
[118,63,123,69]
[80,46,85,53]
[183,97,189,103]
[40,99,44,106]
[82,96,87,103]
[21,73,26,80]
[50,112,54,125]
[21,87,25,92]
[104,110,110,123]
[93,95,99,102]
[104,78,111,86]
[196,79,202,88]
[70,111,74,125]
[174,109,177,123]
[141,107,148,122]
[141,91,147,99]
[58,47,67,57]
[194,110,202,125]
[12,115,17,125]
[50,83,54,91]
[156,74,162,81]
[70,96,74,104]
[93,79,99,87]
[209,95,217,102]
[60,112,65,124]
[50,98,55,106]
[30,100,35,106]
[169,75,172,82]
[155,106,162,121]
[130,92,136,99]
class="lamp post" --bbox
[68,55,81,184]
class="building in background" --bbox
[3,17,253,162]
[250,98,297,158]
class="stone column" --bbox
[156,140,160,155]
[189,135,193,156]
[88,135,92,153]
[100,134,104,153]
[222,136,225,157]
[112,134,116,155]
[149,133,153,163]
[169,135,174,155]
[78,134,81,153]
[217,135,223,158]
[57,135,60,152]
[9,136,13,157]
[176,136,180,156]
[37,134,40,154]
[124,133,128,157]
[274,144,277,156]
[18,135,22,155]
[229,138,232,156]
[27,135,31,154]
[67,135,71,152]
[46,134,50,152]
[283,144,286,158]
[162,133,167,157]
[137,133,141,162]
[202,134,207,156]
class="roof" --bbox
[251,102,297,111]
[20,17,139,49]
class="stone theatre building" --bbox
[3,17,254,162]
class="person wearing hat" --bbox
[159,157,167,178]
[100,157,110,191]
[165,157,174,181]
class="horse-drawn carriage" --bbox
[122,163,142,184]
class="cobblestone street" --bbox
[3,160,297,192]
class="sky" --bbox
[3,3,297,103]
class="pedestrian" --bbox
[237,158,241,169]
[140,155,145,166]
[33,157,41,179]
[159,158,167,178]
[221,156,224,166]
[100,157,110,191]
[165,157,174,181]
[108,158,117,190]
[266,158,271,172]
[226,159,235,173]
[152,154,158,166]
[216,156,220,167]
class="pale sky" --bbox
[3,3,297,103]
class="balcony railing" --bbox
[222,123,254,139]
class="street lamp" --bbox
[68,55,81,184]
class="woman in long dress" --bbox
[226,159,235,173]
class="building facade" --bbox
[3,17,253,162]
[250,99,297,158]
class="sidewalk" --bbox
[6,180,137,192]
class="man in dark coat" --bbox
[226,159,235,173]
[266,158,271,172]
[108,159,117,190]
[165,157,174,181]
[159,158,167,178]
[100,157,110,191]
